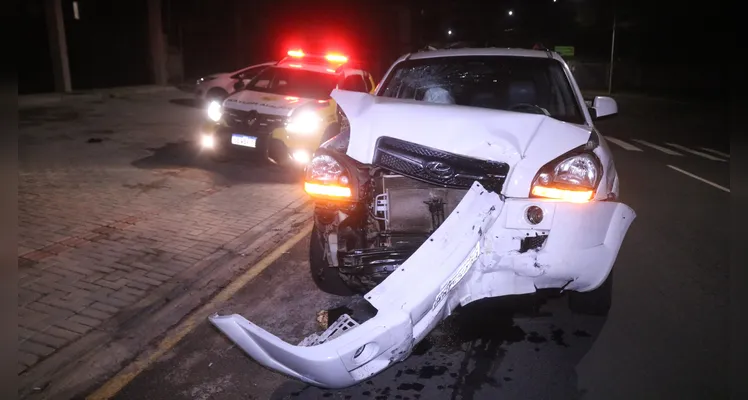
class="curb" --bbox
[19,86,181,108]
[18,198,313,400]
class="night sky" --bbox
[19,0,723,93]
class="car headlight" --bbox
[198,76,218,84]
[286,110,322,135]
[530,149,602,203]
[304,154,351,198]
[207,100,222,122]
[200,134,215,149]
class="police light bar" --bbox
[286,49,348,63]
[324,53,348,63]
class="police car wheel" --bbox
[320,123,341,146]
[268,139,293,166]
[209,146,230,162]
[206,88,228,102]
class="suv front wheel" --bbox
[267,139,293,166]
[309,226,354,296]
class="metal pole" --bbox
[147,0,168,85]
[607,13,616,94]
[45,0,72,92]
[235,3,242,68]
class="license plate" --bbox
[231,134,257,148]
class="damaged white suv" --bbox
[210,48,635,389]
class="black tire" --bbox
[267,139,293,166]
[208,144,230,162]
[210,152,229,162]
[336,105,350,131]
[309,225,355,296]
[568,271,613,316]
[319,123,341,147]
[206,88,228,103]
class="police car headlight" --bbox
[286,111,322,135]
[207,101,222,122]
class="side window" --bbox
[254,79,270,88]
[238,66,266,80]
[340,75,367,92]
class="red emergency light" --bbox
[286,49,348,64]
[324,53,348,63]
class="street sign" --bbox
[555,46,574,57]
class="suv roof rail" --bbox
[417,41,477,52]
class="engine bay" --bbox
[373,174,467,245]
[326,170,470,290]
[313,136,513,291]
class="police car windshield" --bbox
[379,56,584,124]
[245,67,339,100]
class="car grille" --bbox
[372,136,510,192]
[224,109,287,134]
[519,235,547,253]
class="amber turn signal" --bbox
[530,185,593,203]
[304,182,352,198]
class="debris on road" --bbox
[299,314,359,347]
[315,310,328,330]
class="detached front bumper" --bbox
[209,182,635,388]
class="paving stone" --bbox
[18,92,308,377]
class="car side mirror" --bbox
[233,81,245,92]
[590,96,618,120]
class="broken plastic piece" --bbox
[299,314,359,347]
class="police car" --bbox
[199,50,376,166]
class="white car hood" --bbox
[332,89,591,166]
[331,90,594,197]
[224,90,317,117]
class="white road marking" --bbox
[699,147,730,158]
[604,136,643,151]
[667,165,730,193]
[666,143,727,162]
[631,139,683,156]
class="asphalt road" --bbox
[108,95,730,400]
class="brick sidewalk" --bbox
[17,92,311,396]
